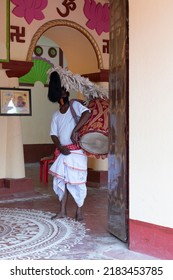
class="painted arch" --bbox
[26,19,103,69]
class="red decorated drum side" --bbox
[78,98,109,159]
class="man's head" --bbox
[48,71,70,104]
[58,87,69,105]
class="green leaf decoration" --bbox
[19,58,53,85]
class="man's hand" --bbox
[51,135,71,155]
[59,146,71,155]
[71,110,91,144]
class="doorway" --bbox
[108,0,129,242]
[24,2,129,244]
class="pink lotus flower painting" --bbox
[11,0,48,24]
[83,0,110,35]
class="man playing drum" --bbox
[48,71,91,221]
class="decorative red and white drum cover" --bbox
[78,98,109,159]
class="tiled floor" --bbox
[0,163,159,260]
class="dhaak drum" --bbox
[78,98,109,159]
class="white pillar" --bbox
[0,117,7,177]
[0,69,25,178]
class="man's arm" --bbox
[71,110,91,144]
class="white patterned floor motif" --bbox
[0,208,87,260]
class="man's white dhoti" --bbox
[49,149,87,207]
[49,100,90,207]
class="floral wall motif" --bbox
[11,0,110,35]
[83,0,110,35]
[11,0,48,25]
[9,0,110,71]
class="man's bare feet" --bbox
[75,207,83,221]
[52,190,68,220]
[75,213,83,221]
[51,212,66,220]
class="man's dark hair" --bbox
[48,71,62,103]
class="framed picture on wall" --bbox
[0,88,32,116]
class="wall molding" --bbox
[0,178,34,195]
[23,144,55,163]
[129,219,173,259]
[2,60,33,78]
[82,69,109,82]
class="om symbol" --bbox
[56,0,77,17]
